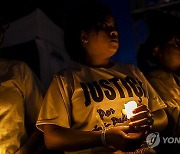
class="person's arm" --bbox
[44,124,101,151]
[44,124,143,152]
[15,129,44,154]
[17,62,45,154]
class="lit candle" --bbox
[124,101,137,119]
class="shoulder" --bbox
[0,59,39,91]
[147,69,177,91]
[0,59,32,74]
[0,59,23,68]
[126,64,141,72]
[55,64,84,78]
[115,63,143,75]
[9,59,30,71]
[115,63,139,70]
[148,69,173,80]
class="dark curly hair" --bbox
[64,0,114,64]
[137,11,180,75]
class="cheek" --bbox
[89,33,107,44]
[163,52,180,69]
[91,36,109,49]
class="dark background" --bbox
[1,0,180,60]
[0,0,180,86]
[1,0,180,28]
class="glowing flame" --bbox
[124,101,137,119]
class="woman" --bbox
[36,0,167,153]
[0,19,44,153]
[138,30,180,137]
[137,28,180,153]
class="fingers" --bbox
[118,126,143,139]
[129,117,153,128]
[116,125,139,134]
[129,112,153,133]
[125,132,143,140]
[118,125,131,133]
[106,126,145,152]
[130,111,153,124]
[130,118,149,126]
[132,104,149,114]
[130,111,150,121]
[130,104,153,130]
[130,125,151,132]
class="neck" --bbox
[85,58,113,68]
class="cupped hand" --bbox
[105,126,143,152]
[129,105,153,132]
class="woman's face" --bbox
[160,37,180,74]
[82,16,119,62]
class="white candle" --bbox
[124,101,137,119]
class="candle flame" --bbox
[124,101,137,119]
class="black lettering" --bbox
[97,109,105,120]
[80,83,91,107]
[111,115,128,126]
[111,117,123,126]
[122,114,128,122]
[125,77,143,97]
[109,78,125,98]
[106,110,111,117]
[110,108,115,114]
[119,78,133,97]
[87,81,103,102]
[104,123,111,128]
[92,125,103,131]
[99,79,116,100]
[111,117,119,126]
[97,108,116,120]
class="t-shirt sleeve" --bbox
[36,75,72,132]
[148,77,180,115]
[132,65,167,112]
[145,79,167,112]
[148,77,177,103]
[22,63,44,126]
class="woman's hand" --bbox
[44,124,143,152]
[129,105,153,132]
[105,126,143,152]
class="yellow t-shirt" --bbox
[0,59,43,154]
[148,69,180,137]
[36,64,166,153]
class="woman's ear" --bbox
[80,31,88,44]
